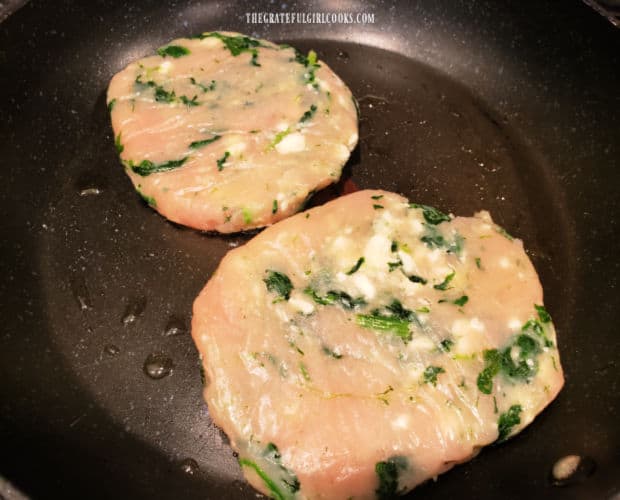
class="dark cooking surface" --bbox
[0,1,618,499]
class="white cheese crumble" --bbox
[276,132,306,154]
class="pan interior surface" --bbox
[0,1,618,500]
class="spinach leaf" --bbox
[157,45,190,58]
[264,271,293,301]
[497,404,522,442]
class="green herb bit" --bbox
[322,345,343,359]
[416,306,430,313]
[154,85,176,103]
[299,104,318,123]
[238,459,287,500]
[420,223,446,249]
[136,188,156,207]
[500,334,541,379]
[356,314,412,343]
[272,199,278,214]
[190,77,216,92]
[242,208,252,224]
[189,135,221,149]
[304,287,366,310]
[375,456,408,500]
[263,270,293,301]
[346,257,365,275]
[180,94,199,106]
[535,304,552,323]
[409,203,451,225]
[371,194,384,200]
[439,339,454,352]
[216,151,230,171]
[373,204,384,210]
[477,349,501,394]
[495,224,514,241]
[497,404,522,442]
[388,260,402,272]
[408,274,427,285]
[114,133,124,154]
[270,128,291,149]
[475,257,482,269]
[199,363,206,386]
[447,233,464,255]
[157,45,190,58]
[453,295,469,307]
[299,362,311,382]
[433,270,455,290]
[203,32,264,64]
[423,365,445,386]
[390,240,398,252]
[128,156,188,176]
[107,98,117,112]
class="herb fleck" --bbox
[216,151,230,171]
[346,257,365,275]
[423,365,445,386]
[189,135,221,150]
[157,45,190,58]
[263,270,293,302]
[433,270,455,290]
[497,404,522,442]
[409,203,451,225]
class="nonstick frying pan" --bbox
[1,1,619,498]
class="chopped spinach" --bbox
[476,333,542,394]
[409,203,451,225]
[190,77,216,92]
[127,157,188,176]
[180,94,199,107]
[497,404,522,442]
[373,204,384,210]
[263,270,293,301]
[433,271,455,291]
[262,443,300,494]
[356,313,412,343]
[535,304,552,323]
[107,98,117,112]
[303,287,366,310]
[439,339,454,352]
[114,133,124,154]
[202,32,264,66]
[272,199,278,214]
[189,135,221,149]
[299,362,311,381]
[322,345,343,359]
[476,349,501,394]
[375,456,408,500]
[371,194,384,200]
[453,295,469,307]
[346,257,365,275]
[238,459,287,500]
[292,49,320,87]
[270,128,291,149]
[408,274,428,285]
[423,365,445,386]
[157,45,190,58]
[299,104,318,123]
[216,151,230,171]
[136,188,156,207]
[388,259,402,272]
[495,224,514,241]
[475,257,482,269]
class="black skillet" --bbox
[1,1,619,498]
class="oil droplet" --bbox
[336,49,349,61]
[104,344,120,356]
[179,458,199,475]
[70,277,92,310]
[550,454,596,486]
[122,297,147,326]
[79,187,102,197]
[143,353,174,379]
[164,316,187,336]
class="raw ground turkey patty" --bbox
[107,32,358,233]
[192,190,564,499]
